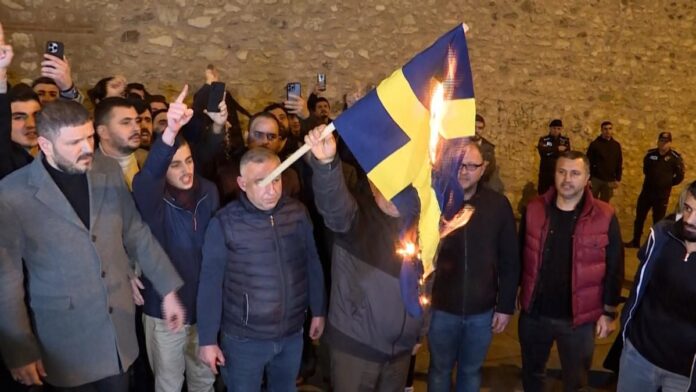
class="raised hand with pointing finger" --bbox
[162,85,194,146]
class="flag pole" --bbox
[259,122,336,187]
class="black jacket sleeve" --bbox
[603,215,624,307]
[496,197,521,314]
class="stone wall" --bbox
[2,0,695,231]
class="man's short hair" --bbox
[557,150,590,173]
[263,103,287,115]
[315,97,330,107]
[36,100,90,141]
[549,119,563,128]
[9,83,40,105]
[475,113,485,125]
[94,97,136,127]
[126,82,148,97]
[687,180,696,201]
[600,120,612,128]
[130,98,151,116]
[31,77,57,88]
[239,147,280,173]
[247,111,282,137]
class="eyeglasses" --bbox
[461,162,484,172]
[251,130,280,141]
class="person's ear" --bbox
[237,176,247,192]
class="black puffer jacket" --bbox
[197,193,326,344]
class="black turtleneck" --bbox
[42,156,90,229]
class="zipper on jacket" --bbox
[162,193,209,232]
[270,214,287,335]
[462,225,469,314]
[243,292,249,326]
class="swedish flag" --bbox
[333,24,476,281]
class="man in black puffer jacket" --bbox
[196,147,326,392]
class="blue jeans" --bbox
[617,338,691,392]
[220,331,303,392]
[427,308,494,392]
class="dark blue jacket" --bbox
[621,220,696,391]
[132,137,220,324]
[197,193,326,345]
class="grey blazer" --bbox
[0,153,183,387]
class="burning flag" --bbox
[332,24,476,316]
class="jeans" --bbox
[143,315,215,392]
[617,338,691,392]
[518,312,595,392]
[220,331,303,392]
[427,308,494,392]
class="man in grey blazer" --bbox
[0,100,185,391]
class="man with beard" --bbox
[0,100,185,390]
[94,97,146,190]
[518,150,623,392]
[617,180,696,391]
[313,97,331,125]
[133,100,154,150]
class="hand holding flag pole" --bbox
[259,123,335,187]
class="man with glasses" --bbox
[625,131,684,248]
[427,142,520,392]
[518,151,623,391]
[216,112,300,205]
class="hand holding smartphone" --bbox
[45,41,64,60]
[207,82,225,112]
[286,82,301,100]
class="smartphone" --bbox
[317,73,326,91]
[286,82,301,100]
[207,82,225,112]
[45,41,64,59]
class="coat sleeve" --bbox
[0,93,14,180]
[308,156,358,234]
[0,196,42,368]
[302,209,326,317]
[117,163,183,297]
[495,196,521,314]
[672,153,685,186]
[196,217,227,346]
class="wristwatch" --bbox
[602,310,618,320]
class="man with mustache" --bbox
[518,150,624,392]
[132,86,219,392]
[94,97,146,190]
[617,180,696,391]
[0,100,185,390]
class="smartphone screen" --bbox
[286,82,301,100]
[207,82,225,112]
[45,41,64,59]
[317,73,326,91]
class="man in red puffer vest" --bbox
[519,150,624,392]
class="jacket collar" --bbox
[541,185,594,218]
[238,191,287,215]
[27,153,106,232]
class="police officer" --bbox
[537,119,571,194]
[625,131,685,248]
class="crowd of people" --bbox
[1,22,695,392]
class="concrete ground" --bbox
[300,248,640,391]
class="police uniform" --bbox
[536,134,571,194]
[629,148,685,245]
